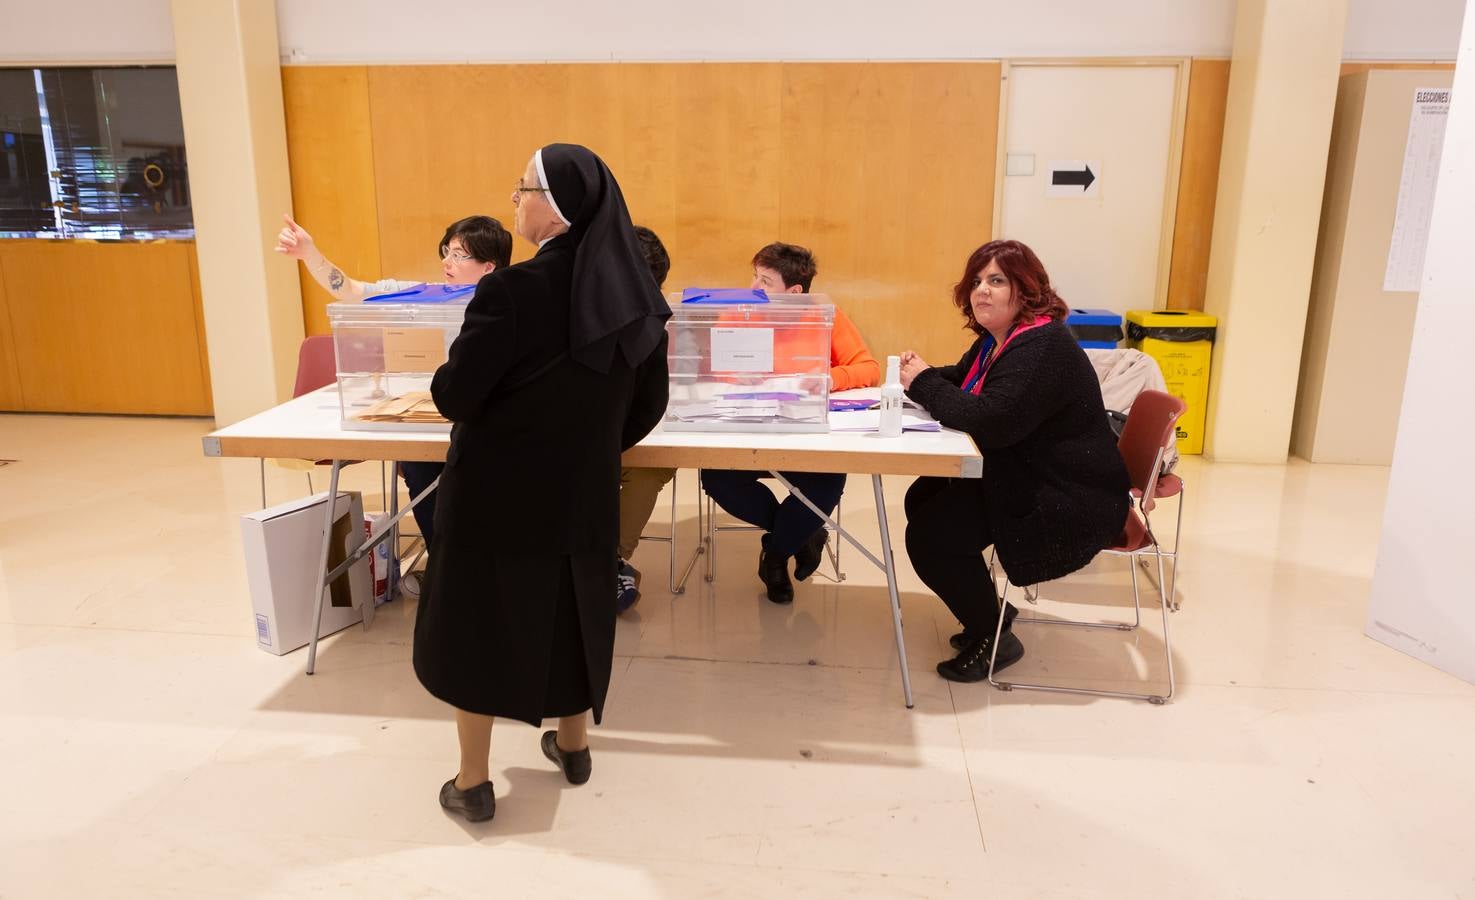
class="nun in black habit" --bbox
[414,143,670,822]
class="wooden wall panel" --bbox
[0,252,24,410]
[369,64,572,280]
[0,241,212,414]
[1166,59,1231,311]
[355,61,998,368]
[281,66,382,336]
[780,62,999,366]
[669,64,784,287]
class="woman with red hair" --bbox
[898,240,1129,683]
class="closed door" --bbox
[999,65,1180,315]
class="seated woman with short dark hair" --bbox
[898,239,1129,683]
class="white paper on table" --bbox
[829,409,943,432]
[710,327,775,373]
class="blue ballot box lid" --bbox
[1067,308,1123,327]
[365,283,476,303]
[1066,308,1124,349]
[681,288,770,304]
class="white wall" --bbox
[0,0,175,63]
[273,0,1236,62]
[1343,0,1469,58]
[1366,0,1475,684]
[1,0,1463,66]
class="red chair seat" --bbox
[1109,508,1151,553]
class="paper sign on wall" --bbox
[1384,87,1452,293]
[711,327,774,373]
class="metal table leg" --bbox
[306,468,439,675]
[306,460,344,675]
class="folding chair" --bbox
[634,469,707,594]
[989,390,1185,705]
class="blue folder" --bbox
[365,283,476,303]
[681,288,770,304]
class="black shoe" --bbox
[792,529,828,582]
[541,730,592,785]
[936,631,1025,683]
[949,629,975,651]
[439,777,495,822]
[758,545,794,604]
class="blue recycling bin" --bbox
[1066,308,1124,350]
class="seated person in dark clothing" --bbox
[898,239,1130,683]
[700,242,880,605]
[276,213,513,590]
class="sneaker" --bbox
[616,558,641,614]
[792,528,829,582]
[936,631,1025,683]
[757,545,794,604]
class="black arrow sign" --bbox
[1051,165,1096,191]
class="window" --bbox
[0,66,192,240]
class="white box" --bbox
[241,491,371,655]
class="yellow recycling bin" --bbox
[1124,310,1217,454]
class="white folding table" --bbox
[203,387,982,707]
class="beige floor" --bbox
[2,413,1472,899]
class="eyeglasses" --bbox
[513,178,550,203]
[440,247,474,263]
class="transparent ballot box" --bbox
[664,290,834,433]
[325,291,471,432]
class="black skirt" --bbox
[412,549,615,726]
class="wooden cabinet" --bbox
[0,240,212,416]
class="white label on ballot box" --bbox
[711,327,774,373]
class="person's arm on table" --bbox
[902,352,1065,449]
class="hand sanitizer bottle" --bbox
[879,355,904,437]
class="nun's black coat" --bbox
[412,233,669,725]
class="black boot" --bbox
[936,631,1025,683]
[758,539,794,604]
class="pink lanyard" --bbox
[960,316,1052,395]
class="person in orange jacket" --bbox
[701,242,880,604]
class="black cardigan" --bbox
[906,320,1129,586]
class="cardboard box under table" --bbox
[240,490,374,655]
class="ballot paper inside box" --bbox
[240,491,372,656]
[327,297,469,432]
[664,291,834,433]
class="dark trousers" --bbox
[400,461,443,549]
[904,476,1015,636]
[701,469,846,557]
